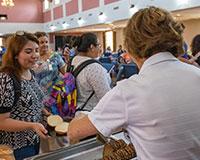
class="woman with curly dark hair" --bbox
[68,7,200,159]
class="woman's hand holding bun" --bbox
[31,122,48,139]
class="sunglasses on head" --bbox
[14,31,26,37]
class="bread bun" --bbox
[47,115,63,127]
[102,139,136,160]
[0,145,15,160]
[55,122,69,135]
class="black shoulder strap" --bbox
[72,59,101,112]
[76,90,94,112]
[72,59,101,77]
[10,74,21,107]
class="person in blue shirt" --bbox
[33,32,68,152]
[33,32,67,95]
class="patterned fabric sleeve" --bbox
[86,63,111,100]
[0,73,15,113]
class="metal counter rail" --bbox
[26,137,104,160]
[26,132,138,160]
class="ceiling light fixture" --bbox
[0,14,8,20]
[129,4,138,15]
[62,22,69,29]
[78,17,85,26]
[50,25,57,31]
[176,14,181,17]
[130,4,135,8]
[1,0,14,7]
[98,12,107,22]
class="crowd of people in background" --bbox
[1,33,200,72]
[0,6,200,160]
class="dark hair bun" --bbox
[77,33,97,52]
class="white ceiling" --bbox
[55,7,200,35]
[56,20,126,34]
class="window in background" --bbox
[44,0,50,10]
[105,31,113,51]
[55,0,60,5]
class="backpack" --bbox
[43,59,101,120]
